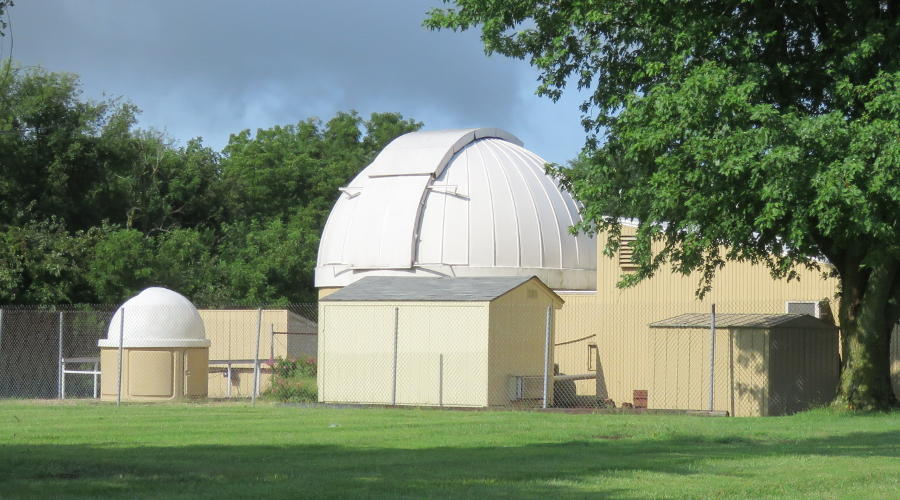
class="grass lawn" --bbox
[0,402,898,499]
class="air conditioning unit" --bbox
[508,375,544,401]
[786,301,821,318]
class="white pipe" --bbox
[553,373,598,382]
[226,361,232,399]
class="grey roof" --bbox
[649,313,836,330]
[320,276,554,302]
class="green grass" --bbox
[0,402,898,499]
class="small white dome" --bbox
[316,128,596,290]
[98,287,209,348]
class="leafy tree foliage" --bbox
[0,1,10,37]
[427,1,900,409]
[0,62,422,306]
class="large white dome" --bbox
[98,287,209,348]
[316,128,596,290]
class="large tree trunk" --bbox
[835,254,900,410]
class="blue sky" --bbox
[6,0,591,164]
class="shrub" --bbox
[264,357,317,403]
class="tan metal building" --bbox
[318,276,563,408]
[553,225,847,410]
[312,128,899,414]
[200,309,317,398]
[647,313,839,416]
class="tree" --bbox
[0,62,140,230]
[0,61,424,305]
[0,212,100,304]
[221,111,422,223]
[0,1,10,38]
[427,1,900,409]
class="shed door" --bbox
[184,348,208,397]
[395,305,487,407]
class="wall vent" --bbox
[618,235,639,269]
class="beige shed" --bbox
[648,313,840,416]
[318,276,563,408]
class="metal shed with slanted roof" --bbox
[317,275,563,408]
[648,313,840,416]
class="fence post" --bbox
[252,308,262,404]
[116,308,125,406]
[543,305,552,409]
[438,353,443,407]
[708,303,716,411]
[392,307,399,406]
[269,323,275,362]
[729,329,735,417]
[0,308,4,367]
[58,312,64,399]
[226,361,232,398]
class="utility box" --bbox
[98,288,210,402]
[648,313,839,416]
[318,276,563,408]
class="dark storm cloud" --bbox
[8,0,588,162]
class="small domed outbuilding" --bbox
[98,287,210,401]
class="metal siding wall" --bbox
[396,304,488,407]
[200,310,289,398]
[556,229,839,409]
[488,284,556,407]
[318,304,396,404]
[768,327,839,415]
[318,302,490,407]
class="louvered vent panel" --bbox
[618,235,639,269]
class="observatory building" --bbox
[316,127,848,415]
[315,128,596,293]
[99,287,210,401]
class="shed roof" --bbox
[649,313,836,330]
[320,276,561,303]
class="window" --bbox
[587,343,598,371]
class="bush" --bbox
[264,357,317,403]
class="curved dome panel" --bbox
[316,128,596,290]
[99,287,209,348]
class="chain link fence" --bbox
[1,300,896,415]
[0,304,317,403]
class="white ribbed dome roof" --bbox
[98,287,209,348]
[315,128,596,290]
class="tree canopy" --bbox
[427,1,900,409]
[0,62,422,305]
